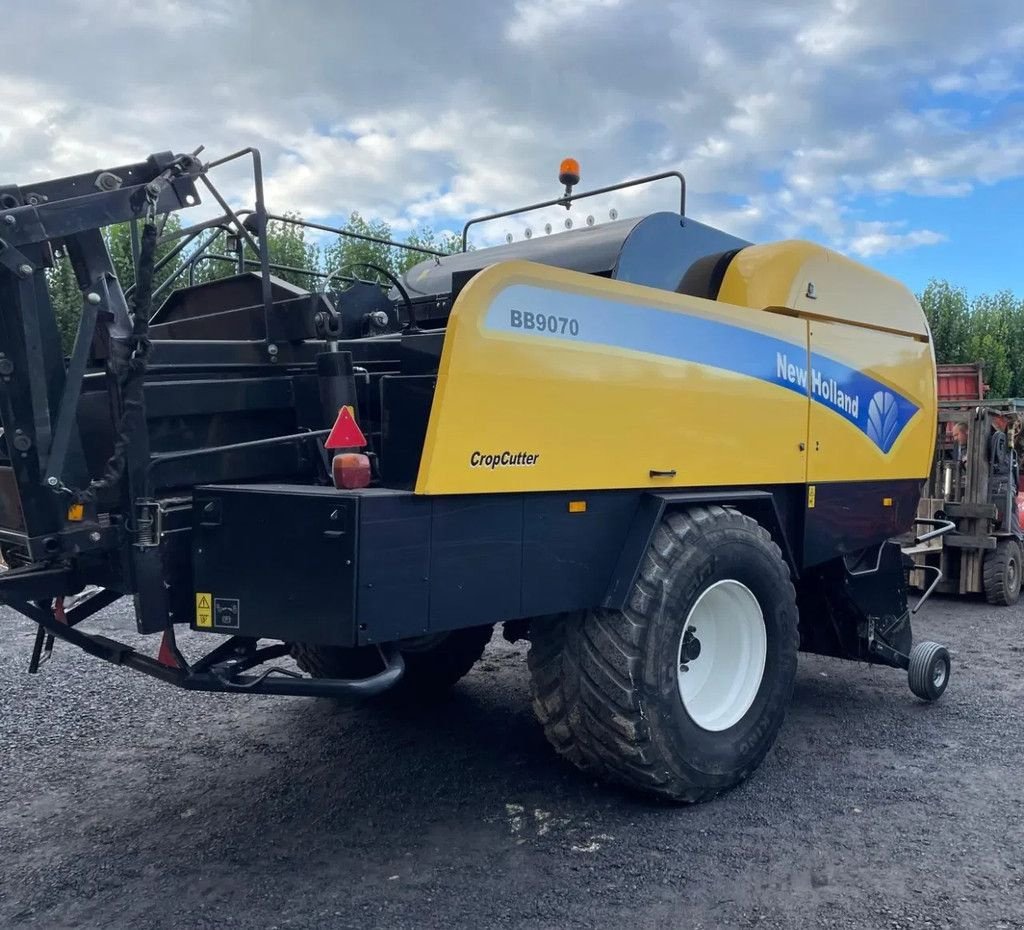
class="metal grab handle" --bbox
[912,518,956,544]
[911,564,944,614]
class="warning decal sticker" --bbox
[195,593,212,628]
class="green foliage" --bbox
[321,213,463,286]
[919,279,1024,398]
[47,216,187,353]
[44,209,463,354]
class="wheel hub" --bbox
[676,579,768,732]
[678,628,702,666]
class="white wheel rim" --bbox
[676,579,767,732]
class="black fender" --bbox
[602,489,800,611]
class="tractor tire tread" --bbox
[528,504,797,803]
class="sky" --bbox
[1,0,1022,297]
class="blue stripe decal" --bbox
[484,284,918,454]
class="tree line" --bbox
[46,213,463,352]
[919,280,1024,398]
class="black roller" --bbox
[399,212,749,302]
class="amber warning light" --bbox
[558,157,580,188]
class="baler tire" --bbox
[527,505,799,802]
[526,613,598,774]
[291,624,493,702]
[983,539,1022,606]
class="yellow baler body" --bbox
[415,244,936,497]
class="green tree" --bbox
[190,213,321,289]
[322,213,464,287]
[919,279,970,364]
[45,208,461,352]
[322,212,399,286]
[46,252,85,353]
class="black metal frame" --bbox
[460,170,687,251]
[15,589,405,697]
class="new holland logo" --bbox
[866,391,900,451]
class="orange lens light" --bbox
[332,452,371,489]
[568,500,587,513]
[558,157,580,186]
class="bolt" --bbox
[46,476,59,487]
[687,626,697,634]
[679,664,689,673]
[86,292,101,305]
[267,344,278,356]
[18,263,33,277]
[11,434,31,452]
[0,358,13,376]
[89,531,102,543]
[370,311,389,328]
[2,215,14,226]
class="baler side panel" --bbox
[415,261,811,496]
[805,320,936,483]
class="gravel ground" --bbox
[1,595,1023,930]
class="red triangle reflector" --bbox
[157,631,179,669]
[325,405,367,449]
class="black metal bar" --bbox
[188,635,260,674]
[5,596,183,683]
[147,428,330,474]
[0,247,67,550]
[461,170,687,250]
[28,624,51,673]
[0,176,200,249]
[44,292,101,487]
[192,150,275,350]
[193,253,334,281]
[6,595,406,699]
[128,224,213,302]
[64,588,123,627]
[197,175,262,263]
[129,220,141,285]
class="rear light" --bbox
[332,453,371,489]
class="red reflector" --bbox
[333,453,371,489]
[325,406,367,449]
[157,630,179,669]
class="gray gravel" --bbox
[1,596,1023,930]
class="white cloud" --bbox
[1,0,1021,261]
[845,222,948,258]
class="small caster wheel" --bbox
[908,641,950,702]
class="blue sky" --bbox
[1,0,1022,299]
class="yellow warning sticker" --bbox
[195,592,213,628]
[807,485,816,509]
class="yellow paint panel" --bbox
[807,321,935,482]
[415,254,935,496]
[720,240,930,338]
[417,261,810,495]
